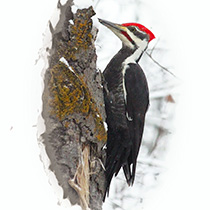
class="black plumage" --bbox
[103,46,149,198]
[98,18,154,200]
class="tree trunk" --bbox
[40,1,106,209]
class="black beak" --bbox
[98,18,126,32]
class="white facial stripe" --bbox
[126,30,148,49]
[109,28,134,49]
[124,39,148,65]
[135,27,147,35]
[118,32,134,48]
[111,27,148,50]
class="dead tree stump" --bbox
[40,2,106,209]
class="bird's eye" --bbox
[130,26,137,32]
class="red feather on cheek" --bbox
[121,31,134,44]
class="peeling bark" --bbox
[40,1,106,209]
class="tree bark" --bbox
[41,1,106,209]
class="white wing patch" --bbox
[122,64,133,121]
[126,112,133,121]
[122,43,147,121]
[122,64,128,104]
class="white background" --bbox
[1,0,210,209]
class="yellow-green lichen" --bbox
[70,18,93,49]
[48,61,106,142]
[49,61,91,120]
[94,114,106,142]
[56,16,93,62]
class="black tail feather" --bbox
[103,128,132,200]
[103,115,146,201]
[123,162,132,185]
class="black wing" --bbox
[123,63,149,185]
[103,77,132,199]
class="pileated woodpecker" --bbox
[98,19,155,199]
